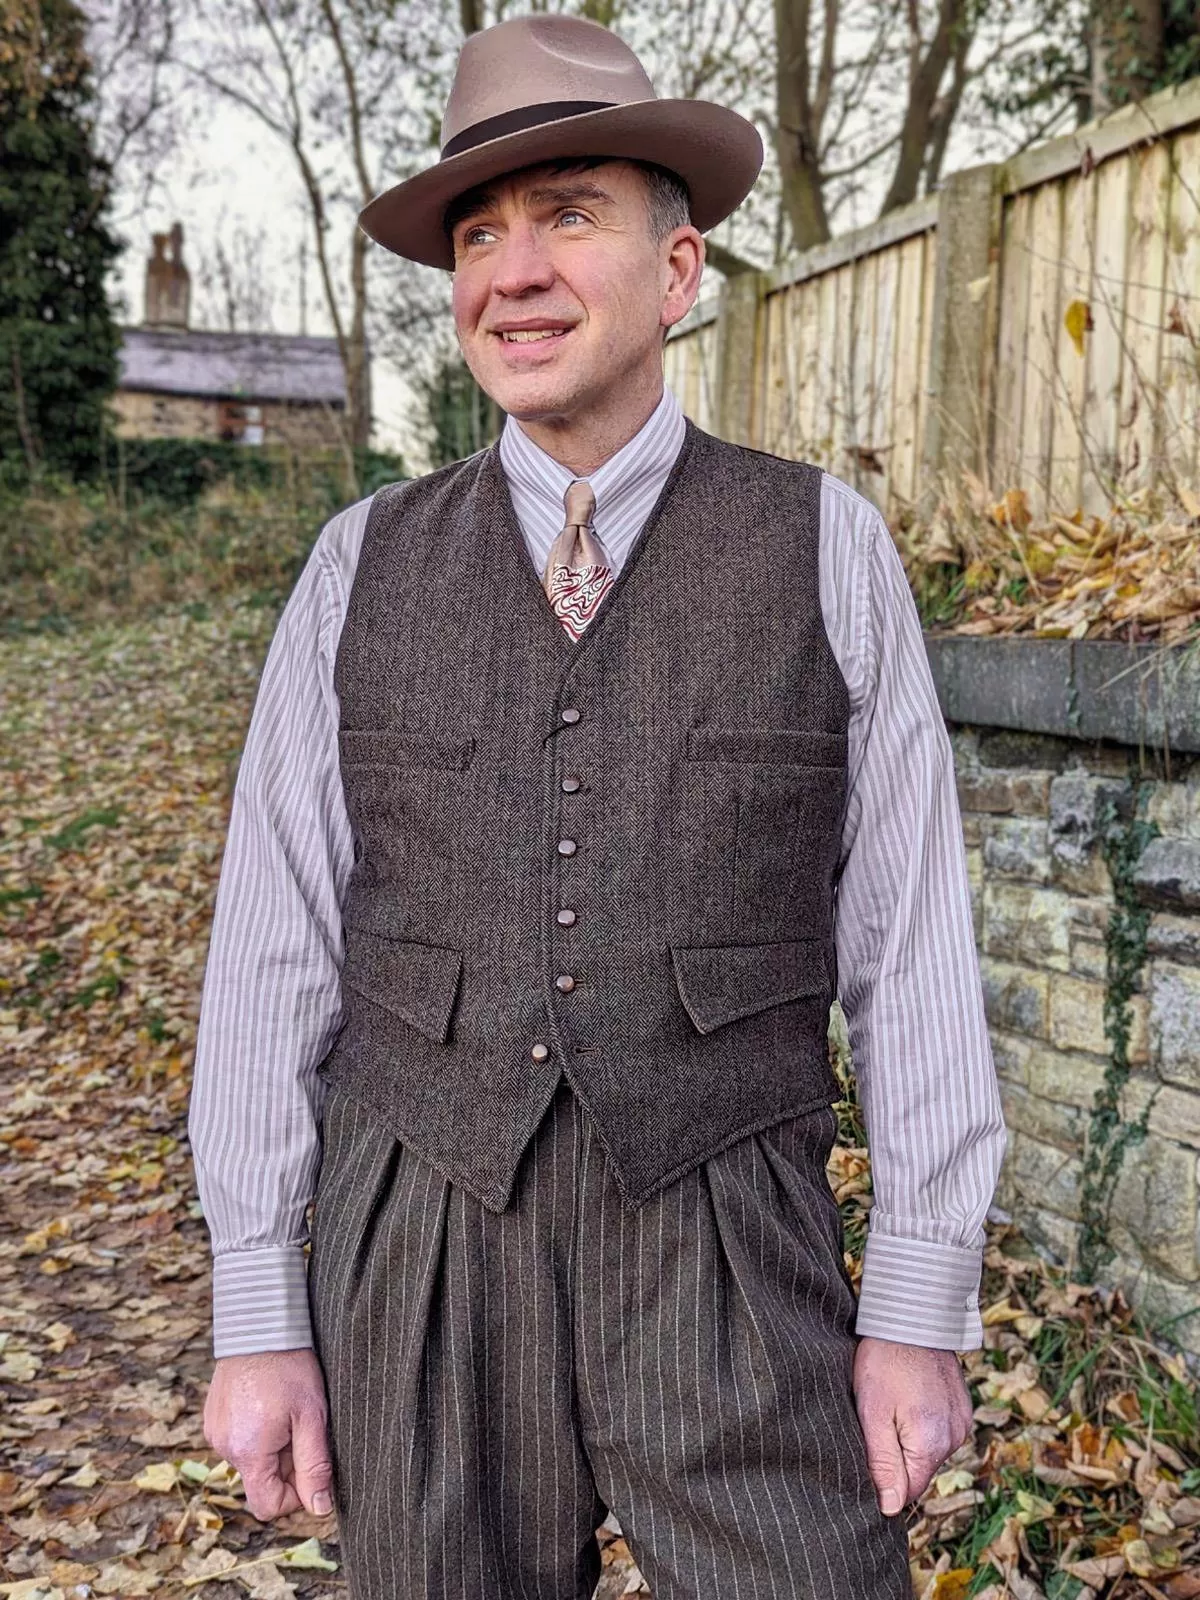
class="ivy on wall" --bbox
[1077,786,1161,1282]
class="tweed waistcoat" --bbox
[319,419,852,1211]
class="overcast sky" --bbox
[108,98,426,463]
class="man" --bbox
[190,13,1006,1598]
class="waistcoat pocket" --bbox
[340,929,463,1042]
[685,725,847,767]
[669,939,830,1033]
[339,727,476,771]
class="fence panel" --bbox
[666,78,1200,520]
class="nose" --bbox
[489,219,556,297]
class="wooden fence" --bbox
[664,77,1200,521]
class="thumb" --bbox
[861,1407,909,1517]
[290,1405,334,1517]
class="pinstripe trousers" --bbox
[307,1076,911,1600]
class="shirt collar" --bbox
[497,385,686,528]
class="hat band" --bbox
[441,99,618,160]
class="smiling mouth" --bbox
[497,328,571,343]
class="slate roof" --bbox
[118,327,347,406]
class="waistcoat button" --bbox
[556,908,577,926]
[560,707,581,724]
[555,974,576,992]
[530,1042,550,1062]
[561,775,582,793]
[557,839,577,856]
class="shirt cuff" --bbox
[212,1246,314,1358]
[854,1230,984,1350]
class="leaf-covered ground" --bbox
[2,597,1198,1600]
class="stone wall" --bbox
[950,723,1200,1353]
[112,390,347,451]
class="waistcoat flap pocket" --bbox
[669,939,829,1034]
[686,726,848,767]
[340,727,475,770]
[341,931,463,1042]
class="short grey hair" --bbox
[634,160,692,241]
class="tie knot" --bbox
[563,479,595,528]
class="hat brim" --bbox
[358,98,763,270]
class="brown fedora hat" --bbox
[358,13,763,270]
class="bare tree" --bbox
[193,215,278,331]
[164,0,442,452]
[878,0,975,212]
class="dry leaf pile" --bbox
[2,595,1197,1600]
[904,477,1200,644]
[0,600,341,1599]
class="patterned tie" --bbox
[542,479,614,641]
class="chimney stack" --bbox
[145,222,190,330]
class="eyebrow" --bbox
[450,180,615,232]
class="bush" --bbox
[0,444,408,633]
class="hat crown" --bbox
[441,15,656,152]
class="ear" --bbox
[660,227,705,336]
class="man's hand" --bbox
[853,1337,974,1516]
[203,1349,333,1522]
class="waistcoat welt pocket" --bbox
[670,939,830,1034]
[685,726,848,767]
[339,727,475,771]
[340,930,463,1042]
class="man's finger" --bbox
[859,1405,909,1516]
[896,1413,953,1504]
[239,1453,301,1522]
[290,1404,334,1517]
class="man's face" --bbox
[448,159,696,425]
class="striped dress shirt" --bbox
[188,383,1006,1361]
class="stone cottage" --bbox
[112,224,353,451]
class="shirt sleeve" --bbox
[187,500,369,1359]
[821,476,1007,1352]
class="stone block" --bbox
[1110,1138,1199,1281]
[1134,838,1200,913]
[1149,961,1200,1090]
[949,727,982,766]
[1146,783,1192,839]
[1050,849,1112,897]
[1069,936,1108,981]
[1129,995,1150,1065]
[978,730,1075,770]
[982,882,1072,971]
[1028,1044,1106,1108]
[1007,1132,1081,1220]
[1146,913,1200,966]
[1049,772,1132,866]
[1122,1077,1200,1150]
[1001,1081,1085,1151]
[1049,974,1109,1057]
[961,812,982,846]
[1106,1252,1200,1357]
[981,817,1051,884]
[956,767,1052,817]
[1069,897,1113,937]
[1022,1206,1081,1269]
[965,845,984,941]
[990,1028,1033,1086]
[980,958,1050,1039]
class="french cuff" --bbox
[855,1231,984,1350]
[212,1246,314,1359]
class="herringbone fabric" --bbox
[323,420,849,1215]
[307,1076,911,1600]
[542,478,614,639]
